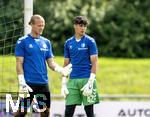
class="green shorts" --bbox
[65,78,99,106]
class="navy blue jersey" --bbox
[15,34,54,84]
[64,34,98,79]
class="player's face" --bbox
[31,19,45,35]
[74,24,87,36]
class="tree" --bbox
[100,0,150,57]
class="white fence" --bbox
[50,101,150,117]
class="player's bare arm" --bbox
[46,58,58,70]
[90,54,98,74]
[63,58,70,67]
[16,56,33,97]
[16,56,24,75]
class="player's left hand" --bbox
[61,77,69,98]
[81,73,95,96]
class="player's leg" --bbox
[13,111,27,117]
[65,79,82,117]
[84,104,94,117]
[33,84,51,117]
[13,96,30,117]
[41,108,50,117]
[82,78,99,105]
[65,105,76,117]
[81,79,99,117]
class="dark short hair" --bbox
[73,16,89,26]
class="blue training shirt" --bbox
[64,34,98,79]
[15,34,54,84]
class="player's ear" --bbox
[29,22,33,26]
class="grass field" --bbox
[0,56,150,95]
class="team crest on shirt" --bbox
[40,43,48,51]
[78,43,88,50]
[81,43,85,48]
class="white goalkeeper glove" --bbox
[54,64,72,76]
[61,77,69,98]
[81,73,95,96]
[18,74,33,97]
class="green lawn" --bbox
[0,56,150,95]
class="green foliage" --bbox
[98,0,150,57]
[1,0,150,57]
[33,0,150,57]
[1,56,150,95]
[33,0,115,55]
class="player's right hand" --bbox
[18,74,33,97]
[61,77,69,98]
[61,64,72,76]
[55,64,72,76]
[19,83,33,93]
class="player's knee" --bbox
[13,111,27,117]
[40,108,50,117]
[65,105,76,117]
[84,105,94,117]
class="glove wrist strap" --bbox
[18,74,26,85]
[62,77,67,84]
[89,73,96,83]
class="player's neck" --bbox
[75,34,84,40]
[30,32,40,38]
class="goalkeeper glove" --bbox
[54,64,72,76]
[18,74,33,97]
[61,76,69,98]
[81,73,95,96]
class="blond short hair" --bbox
[29,14,45,25]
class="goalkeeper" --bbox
[14,14,72,117]
[61,16,99,117]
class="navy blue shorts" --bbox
[19,83,51,111]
